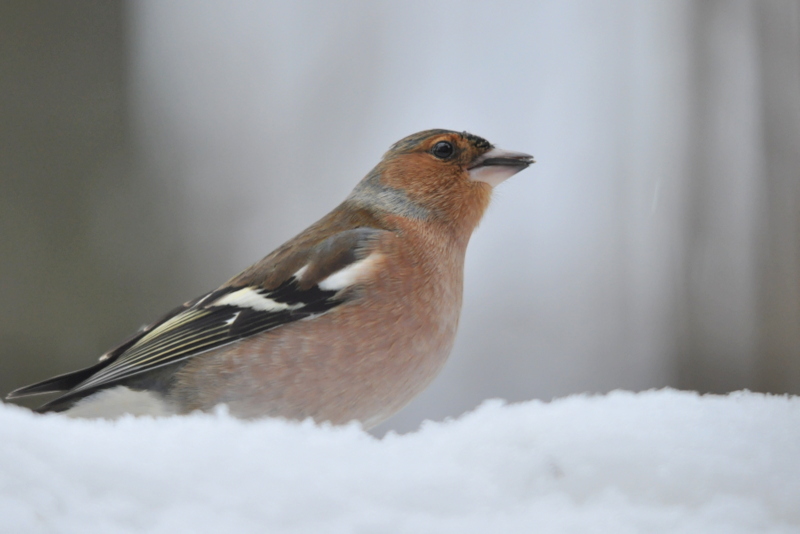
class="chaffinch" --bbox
[7,129,533,428]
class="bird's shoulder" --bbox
[227,203,397,289]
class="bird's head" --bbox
[354,129,533,232]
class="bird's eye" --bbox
[431,141,455,160]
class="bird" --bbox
[6,129,533,428]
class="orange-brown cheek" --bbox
[379,155,492,231]
[381,155,458,198]
[380,155,441,188]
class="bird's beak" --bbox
[468,148,535,187]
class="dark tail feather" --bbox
[5,328,143,402]
[5,360,109,400]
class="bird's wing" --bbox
[17,227,387,410]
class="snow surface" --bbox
[1,389,798,534]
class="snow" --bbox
[1,389,798,534]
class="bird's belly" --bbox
[171,278,461,428]
[65,386,175,419]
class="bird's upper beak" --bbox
[468,147,535,187]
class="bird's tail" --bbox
[5,361,107,400]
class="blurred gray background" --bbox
[2,0,798,434]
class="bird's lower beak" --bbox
[468,148,535,187]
